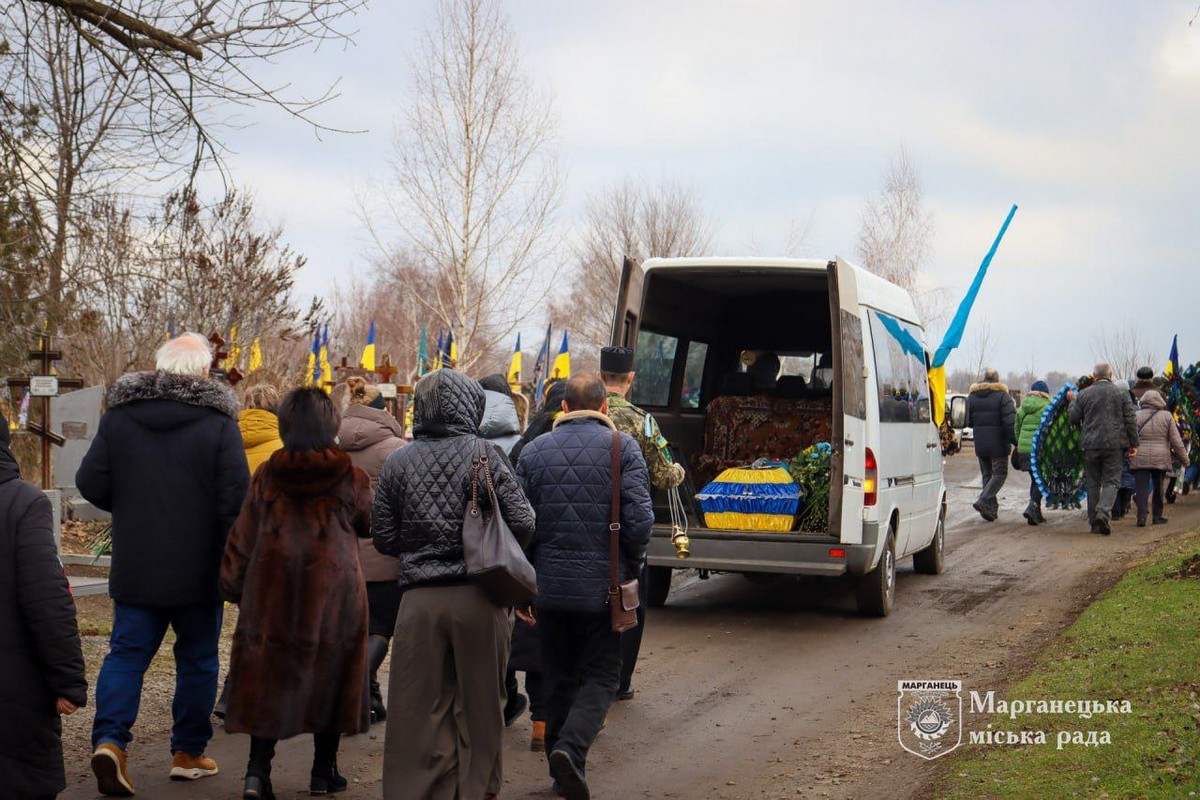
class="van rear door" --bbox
[611,256,644,347]
[829,258,867,545]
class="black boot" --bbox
[243,775,275,800]
[310,760,348,795]
[245,737,276,800]
[1022,501,1039,526]
[367,635,389,723]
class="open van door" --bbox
[828,258,867,546]
[611,256,644,347]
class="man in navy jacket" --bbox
[516,374,653,800]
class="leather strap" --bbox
[610,429,621,593]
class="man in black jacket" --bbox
[1068,363,1139,535]
[516,374,654,800]
[76,333,250,796]
[0,416,88,800]
[966,369,1017,522]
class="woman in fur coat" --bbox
[220,388,374,800]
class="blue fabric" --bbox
[93,602,223,756]
[873,311,926,362]
[516,418,654,613]
[696,480,801,515]
[932,204,1018,368]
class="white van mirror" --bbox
[949,396,967,428]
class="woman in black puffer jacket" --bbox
[0,417,88,800]
[373,369,536,800]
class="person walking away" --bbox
[1131,366,1157,403]
[1129,390,1189,527]
[516,374,654,800]
[77,333,250,796]
[599,346,685,700]
[214,382,286,722]
[479,374,523,457]
[373,369,536,800]
[220,388,373,799]
[1068,363,1139,535]
[965,369,1017,522]
[1110,381,1137,521]
[337,376,406,724]
[0,415,88,800]
[1014,380,1051,525]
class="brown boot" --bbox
[169,752,219,781]
[92,743,135,796]
[530,720,546,752]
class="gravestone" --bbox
[51,385,104,490]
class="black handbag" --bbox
[463,442,538,607]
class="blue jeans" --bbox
[92,602,223,756]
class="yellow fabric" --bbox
[226,325,240,371]
[508,349,522,384]
[248,338,263,373]
[319,340,332,393]
[929,366,947,426]
[703,511,794,532]
[238,409,283,475]
[713,467,794,484]
[305,351,316,386]
[552,350,570,380]
[361,342,376,372]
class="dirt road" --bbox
[60,452,1199,799]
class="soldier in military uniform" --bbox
[600,346,685,701]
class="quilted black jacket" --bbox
[515,412,654,613]
[0,438,87,799]
[373,369,536,591]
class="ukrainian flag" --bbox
[307,329,320,386]
[1166,334,1180,377]
[508,334,522,385]
[448,329,459,368]
[552,331,570,380]
[319,325,332,392]
[361,321,376,372]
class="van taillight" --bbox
[864,448,878,506]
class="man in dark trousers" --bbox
[77,333,250,796]
[600,345,685,701]
[516,374,654,800]
[1069,363,1139,535]
[966,368,1017,521]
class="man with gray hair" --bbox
[77,333,250,795]
[966,368,1017,521]
[1068,363,1139,535]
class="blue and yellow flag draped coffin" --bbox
[696,467,801,532]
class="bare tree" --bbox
[857,146,943,324]
[364,0,561,372]
[963,320,995,382]
[1091,322,1153,382]
[550,179,712,369]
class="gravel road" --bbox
[59,449,1198,799]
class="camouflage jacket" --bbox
[608,393,684,490]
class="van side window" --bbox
[840,310,866,419]
[682,341,708,409]
[868,311,927,424]
[631,330,678,408]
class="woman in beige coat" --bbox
[337,376,407,722]
[1129,390,1189,526]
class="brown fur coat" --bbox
[220,448,373,739]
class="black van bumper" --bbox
[646,523,881,577]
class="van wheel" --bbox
[913,511,945,575]
[647,566,673,608]
[855,529,896,617]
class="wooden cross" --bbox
[5,336,85,488]
[207,332,243,386]
[375,355,398,384]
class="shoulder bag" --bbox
[609,429,640,633]
[464,442,538,607]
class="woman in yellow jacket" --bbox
[216,383,285,721]
[240,384,284,475]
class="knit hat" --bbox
[1136,366,1154,380]
[1031,380,1049,394]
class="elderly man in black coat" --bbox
[0,416,88,800]
[76,333,250,796]
[966,368,1018,522]
[516,374,654,800]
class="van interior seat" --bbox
[693,394,834,488]
[774,376,807,398]
[720,371,754,397]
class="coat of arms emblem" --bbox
[898,680,962,760]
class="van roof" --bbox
[641,257,922,326]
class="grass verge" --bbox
[934,529,1200,799]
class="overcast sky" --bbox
[207,1,1200,379]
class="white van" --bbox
[612,256,947,616]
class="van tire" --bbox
[913,510,945,575]
[648,566,673,608]
[855,528,896,617]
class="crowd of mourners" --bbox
[3,333,681,800]
[966,363,1192,533]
